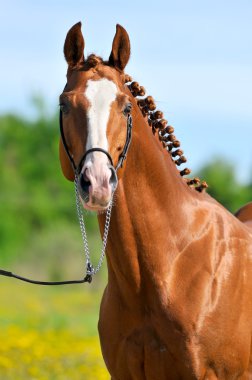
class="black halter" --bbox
[59,109,133,174]
[0,109,133,286]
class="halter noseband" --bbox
[59,110,133,174]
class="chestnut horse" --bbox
[59,22,252,380]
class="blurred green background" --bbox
[0,99,251,379]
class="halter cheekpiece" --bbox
[59,110,133,174]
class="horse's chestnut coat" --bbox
[59,22,252,380]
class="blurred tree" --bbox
[197,158,252,213]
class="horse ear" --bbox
[64,22,85,67]
[109,24,130,71]
[59,138,75,181]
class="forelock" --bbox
[86,54,104,68]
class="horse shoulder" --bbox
[235,202,252,232]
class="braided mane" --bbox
[123,73,208,193]
[84,55,207,192]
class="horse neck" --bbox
[98,104,195,296]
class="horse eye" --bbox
[123,103,132,115]
[59,103,68,114]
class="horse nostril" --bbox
[109,166,118,191]
[79,171,91,195]
[83,169,90,182]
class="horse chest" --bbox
[99,287,251,380]
[99,296,203,379]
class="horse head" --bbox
[59,22,131,212]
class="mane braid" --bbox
[124,74,208,193]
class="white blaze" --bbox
[84,78,117,165]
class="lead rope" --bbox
[75,175,113,283]
[0,178,113,285]
[0,113,132,286]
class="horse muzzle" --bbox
[77,164,118,211]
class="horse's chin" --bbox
[80,198,110,213]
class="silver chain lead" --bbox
[74,176,113,277]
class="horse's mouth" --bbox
[82,201,110,212]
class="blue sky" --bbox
[1,0,252,182]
